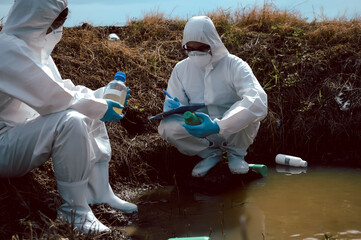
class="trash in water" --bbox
[249,164,268,177]
[275,154,307,167]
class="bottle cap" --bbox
[300,160,308,167]
[114,72,126,82]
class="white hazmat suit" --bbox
[0,0,137,234]
[158,16,268,176]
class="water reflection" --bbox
[123,167,361,240]
[276,165,307,175]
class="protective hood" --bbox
[182,16,229,63]
[2,0,68,53]
[0,0,108,127]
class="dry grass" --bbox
[0,4,360,239]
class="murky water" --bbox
[123,166,361,240]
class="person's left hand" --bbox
[183,112,220,138]
[100,99,124,122]
[124,87,130,107]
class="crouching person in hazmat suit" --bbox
[158,16,268,177]
[0,0,137,234]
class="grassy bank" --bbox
[1,4,360,239]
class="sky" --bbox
[0,0,360,27]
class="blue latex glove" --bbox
[163,97,180,112]
[124,87,131,107]
[183,112,220,138]
[100,99,124,122]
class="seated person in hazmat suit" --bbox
[0,0,137,234]
[158,16,268,177]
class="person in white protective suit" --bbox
[0,0,137,234]
[158,16,268,177]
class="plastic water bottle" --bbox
[103,72,127,115]
[184,111,202,125]
[275,154,307,167]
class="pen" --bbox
[163,90,173,99]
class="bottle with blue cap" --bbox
[103,72,127,115]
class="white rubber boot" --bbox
[227,151,249,174]
[57,179,111,234]
[192,148,223,177]
[87,162,138,213]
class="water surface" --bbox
[123,166,361,240]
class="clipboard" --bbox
[148,104,205,120]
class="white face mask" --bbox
[188,51,212,68]
[41,26,63,62]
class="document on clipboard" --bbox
[148,103,205,120]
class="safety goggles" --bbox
[48,8,68,34]
[50,26,63,34]
[183,45,211,55]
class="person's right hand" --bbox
[100,99,124,122]
[163,97,180,111]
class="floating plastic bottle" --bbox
[184,111,202,125]
[275,154,307,167]
[103,72,127,115]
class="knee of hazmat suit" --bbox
[0,0,137,233]
[159,15,268,162]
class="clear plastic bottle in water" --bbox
[103,72,127,115]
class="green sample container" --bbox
[168,237,210,240]
[249,164,268,177]
[184,111,202,125]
